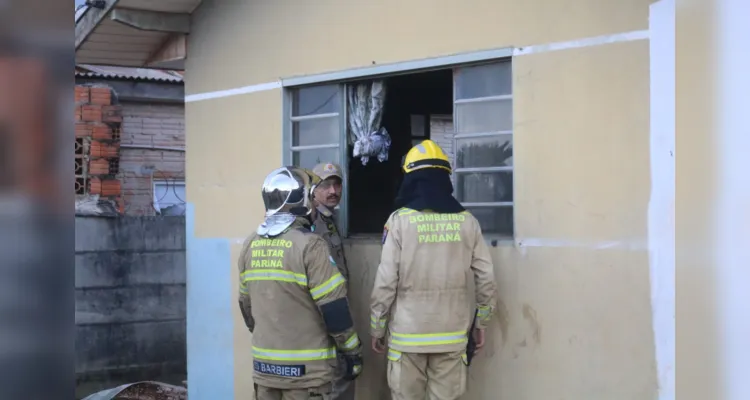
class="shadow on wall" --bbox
[75,216,187,399]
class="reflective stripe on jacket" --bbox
[369,208,497,354]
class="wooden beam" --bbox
[110,9,190,34]
[146,34,187,67]
[75,0,120,50]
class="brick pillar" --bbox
[74,85,124,213]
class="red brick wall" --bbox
[118,103,185,215]
[75,85,124,213]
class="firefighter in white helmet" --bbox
[370,140,497,400]
[238,166,363,399]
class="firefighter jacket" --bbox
[237,219,361,389]
[312,205,349,282]
[370,208,497,354]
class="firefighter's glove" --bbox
[341,346,363,381]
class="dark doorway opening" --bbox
[347,69,453,234]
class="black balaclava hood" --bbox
[394,167,465,213]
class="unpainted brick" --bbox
[89,178,101,195]
[117,102,185,216]
[101,180,122,197]
[88,159,110,175]
[129,134,155,145]
[92,124,113,140]
[75,86,90,104]
[81,105,103,122]
[89,87,112,105]
[76,123,93,138]
[89,141,119,158]
[156,161,185,173]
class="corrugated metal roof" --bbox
[74,3,88,23]
[75,64,184,83]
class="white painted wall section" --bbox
[648,1,675,400]
[717,0,750,398]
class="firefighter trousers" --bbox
[255,383,333,400]
[387,350,468,400]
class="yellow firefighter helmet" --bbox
[402,139,452,174]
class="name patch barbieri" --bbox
[254,361,306,377]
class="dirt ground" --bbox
[76,373,187,400]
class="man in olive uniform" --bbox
[238,166,363,400]
[311,163,348,281]
[370,140,497,400]
[311,162,353,400]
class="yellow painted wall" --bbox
[676,0,719,398]
[185,0,656,398]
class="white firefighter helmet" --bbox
[257,166,320,237]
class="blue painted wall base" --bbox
[186,203,235,399]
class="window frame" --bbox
[281,47,515,239]
[452,61,515,237]
[282,84,350,236]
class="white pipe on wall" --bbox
[648,2,675,400]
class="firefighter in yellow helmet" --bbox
[370,140,497,400]
[238,166,363,400]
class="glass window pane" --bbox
[464,206,513,235]
[292,148,339,170]
[153,182,186,212]
[455,135,513,168]
[292,117,339,146]
[455,99,512,134]
[455,171,513,203]
[292,85,340,116]
[455,62,512,100]
[410,114,427,137]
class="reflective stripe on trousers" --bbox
[390,331,467,347]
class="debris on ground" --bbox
[82,381,187,400]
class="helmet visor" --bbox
[261,168,304,216]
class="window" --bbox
[284,59,513,237]
[452,62,514,235]
[287,84,344,169]
[153,179,186,216]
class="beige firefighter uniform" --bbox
[370,207,497,400]
[238,219,362,397]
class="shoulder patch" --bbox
[382,226,389,244]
